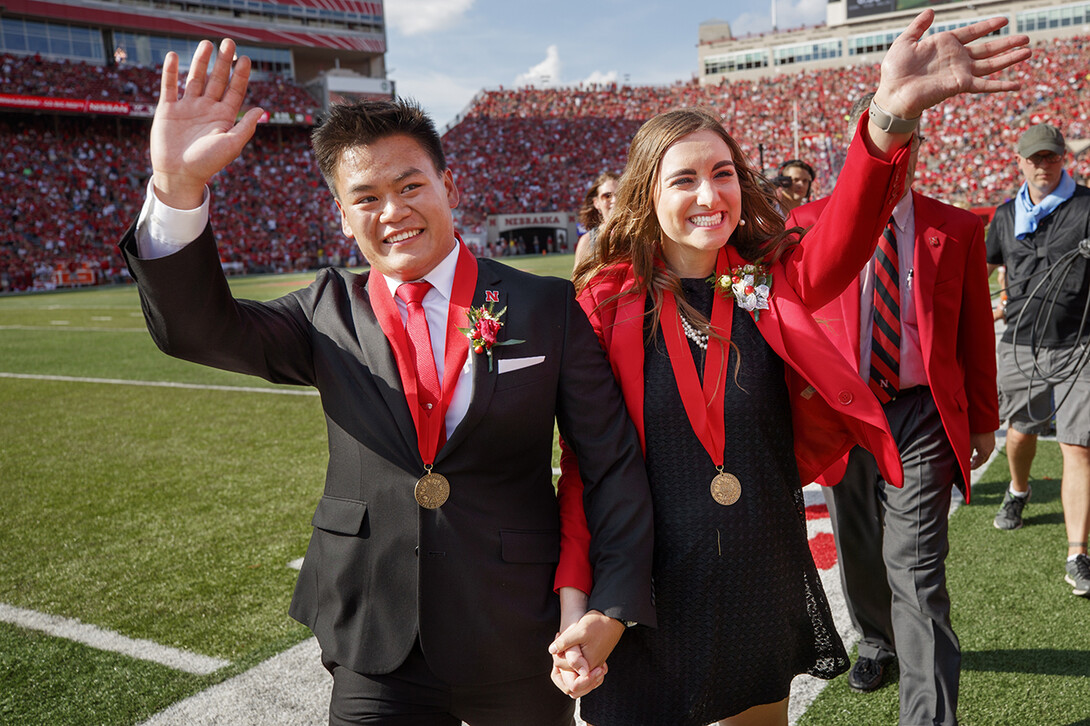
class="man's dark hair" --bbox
[311,98,446,198]
[777,159,815,181]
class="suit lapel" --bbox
[912,192,946,370]
[436,262,500,460]
[351,274,422,465]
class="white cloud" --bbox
[580,69,619,87]
[786,0,828,28]
[386,0,475,36]
[514,45,562,88]
[729,0,824,36]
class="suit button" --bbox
[414,546,419,557]
[837,390,853,405]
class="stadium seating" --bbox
[2,36,1088,291]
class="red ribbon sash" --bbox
[659,248,734,468]
[368,239,479,466]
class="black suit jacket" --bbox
[120,225,655,686]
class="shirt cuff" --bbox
[134,179,210,259]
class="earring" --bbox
[738,218,746,226]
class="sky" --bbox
[383,0,828,128]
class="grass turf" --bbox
[5,253,1089,724]
[798,443,1090,725]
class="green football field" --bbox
[1,254,1087,725]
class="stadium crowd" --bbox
[2,35,1089,291]
[0,52,320,115]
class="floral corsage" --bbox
[709,263,772,320]
[460,303,524,371]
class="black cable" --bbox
[1007,238,1090,424]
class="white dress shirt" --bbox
[856,192,926,390]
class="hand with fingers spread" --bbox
[867,10,1031,153]
[150,38,265,210]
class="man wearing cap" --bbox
[987,122,1090,599]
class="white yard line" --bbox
[137,638,329,726]
[0,325,148,332]
[0,602,228,675]
[0,372,317,396]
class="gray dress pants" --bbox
[823,387,961,726]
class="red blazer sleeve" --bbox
[553,284,614,594]
[780,112,910,309]
[554,437,593,594]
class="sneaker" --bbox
[994,487,1030,530]
[1065,554,1090,597]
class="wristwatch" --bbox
[869,98,920,134]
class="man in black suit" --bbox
[120,39,654,725]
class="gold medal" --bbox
[710,471,741,506]
[414,471,450,509]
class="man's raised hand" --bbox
[150,38,264,209]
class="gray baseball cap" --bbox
[1018,124,1066,157]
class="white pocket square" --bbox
[497,355,545,374]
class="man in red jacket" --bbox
[789,94,999,726]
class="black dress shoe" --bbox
[847,656,884,692]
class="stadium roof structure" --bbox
[6,0,385,52]
[0,0,391,114]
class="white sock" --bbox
[1008,486,1029,498]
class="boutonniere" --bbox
[460,303,524,371]
[708,263,772,320]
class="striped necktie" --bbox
[869,217,901,404]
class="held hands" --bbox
[549,634,607,699]
[548,610,625,699]
[874,10,1030,122]
[150,38,264,210]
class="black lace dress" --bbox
[581,279,848,726]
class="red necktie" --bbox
[869,217,901,404]
[396,282,442,414]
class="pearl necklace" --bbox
[678,311,708,350]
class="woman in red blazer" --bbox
[548,14,1029,725]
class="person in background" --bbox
[572,171,619,270]
[791,92,999,725]
[986,122,1090,599]
[773,158,815,216]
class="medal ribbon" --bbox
[368,237,478,466]
[659,248,733,469]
